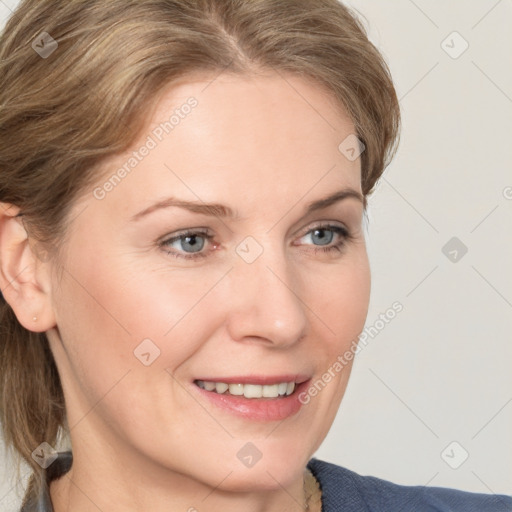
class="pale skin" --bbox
[0,71,371,512]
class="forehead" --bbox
[85,71,362,220]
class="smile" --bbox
[195,380,296,399]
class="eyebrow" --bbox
[130,187,365,222]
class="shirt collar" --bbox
[22,451,73,512]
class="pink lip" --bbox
[191,378,312,422]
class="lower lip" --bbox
[192,380,311,422]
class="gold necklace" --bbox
[303,467,322,511]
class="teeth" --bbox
[228,383,244,396]
[243,384,261,398]
[262,384,279,397]
[196,380,296,398]
[215,382,228,394]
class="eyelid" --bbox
[295,220,351,239]
[159,227,213,243]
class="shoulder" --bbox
[307,458,512,512]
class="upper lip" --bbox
[194,374,311,385]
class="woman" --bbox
[0,1,510,511]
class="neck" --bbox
[50,445,314,512]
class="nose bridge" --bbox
[226,236,308,346]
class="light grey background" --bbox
[1,0,511,508]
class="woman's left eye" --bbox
[296,224,351,254]
[159,224,352,260]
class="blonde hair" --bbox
[0,0,400,502]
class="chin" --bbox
[218,438,312,492]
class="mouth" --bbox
[192,375,311,421]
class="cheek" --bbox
[307,251,371,352]
[53,247,228,376]
[300,252,370,425]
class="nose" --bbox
[225,248,309,348]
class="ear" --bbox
[0,203,56,332]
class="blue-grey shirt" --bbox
[21,451,512,511]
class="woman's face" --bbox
[46,71,370,492]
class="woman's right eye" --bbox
[159,230,215,260]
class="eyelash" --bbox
[159,224,353,261]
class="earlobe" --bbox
[0,203,56,332]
